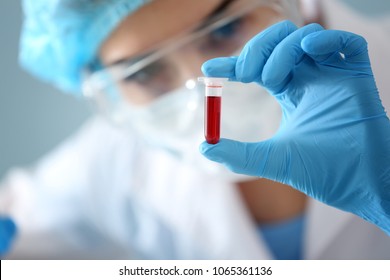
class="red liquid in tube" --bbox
[205,96,221,144]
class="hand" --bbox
[0,216,17,257]
[199,21,390,234]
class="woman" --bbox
[1,0,389,259]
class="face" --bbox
[82,0,300,163]
[96,0,287,106]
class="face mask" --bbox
[120,83,205,157]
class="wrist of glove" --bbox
[0,216,17,257]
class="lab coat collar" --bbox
[220,183,275,259]
[232,193,355,260]
[304,198,353,259]
[134,147,274,259]
[175,176,275,260]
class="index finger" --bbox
[201,20,298,82]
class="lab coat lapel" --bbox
[181,175,274,259]
[214,182,274,259]
[304,198,353,259]
[138,147,273,259]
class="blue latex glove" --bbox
[0,217,17,257]
[200,21,390,235]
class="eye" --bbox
[210,18,242,40]
[124,61,166,85]
[121,59,179,98]
[199,18,243,54]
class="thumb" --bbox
[199,138,278,178]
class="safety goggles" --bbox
[82,0,302,112]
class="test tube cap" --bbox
[198,77,229,87]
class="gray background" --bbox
[0,1,90,178]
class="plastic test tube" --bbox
[198,77,228,144]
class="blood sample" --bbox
[205,95,221,144]
[198,77,228,144]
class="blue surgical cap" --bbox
[19,0,151,94]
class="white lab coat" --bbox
[1,116,389,260]
[1,0,390,260]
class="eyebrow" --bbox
[207,0,236,21]
[109,0,236,67]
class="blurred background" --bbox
[0,1,90,178]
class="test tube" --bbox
[198,77,228,144]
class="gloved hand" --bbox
[0,216,17,257]
[200,21,390,234]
